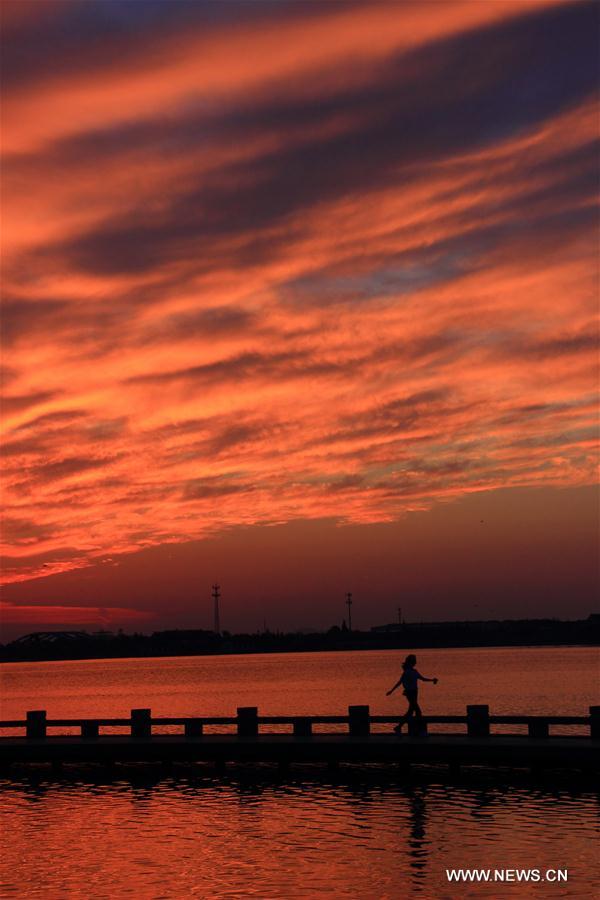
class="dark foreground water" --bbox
[1,773,598,898]
[1,647,598,897]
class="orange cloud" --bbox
[0,600,149,628]
[2,0,560,154]
[1,0,597,587]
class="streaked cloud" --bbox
[1,0,597,587]
[0,600,149,628]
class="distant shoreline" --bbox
[1,618,598,664]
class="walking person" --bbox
[386,654,438,733]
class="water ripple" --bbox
[3,775,597,898]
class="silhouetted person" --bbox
[386,653,438,733]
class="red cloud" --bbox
[1,1,597,589]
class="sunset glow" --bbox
[1,0,598,635]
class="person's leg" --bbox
[398,702,410,725]
[394,697,407,732]
[409,693,423,734]
[406,691,419,717]
[395,692,417,732]
[405,692,418,719]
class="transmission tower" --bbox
[212,583,221,634]
[346,592,353,632]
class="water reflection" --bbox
[469,789,497,820]
[1,770,597,898]
[406,788,429,891]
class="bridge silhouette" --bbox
[1,705,598,775]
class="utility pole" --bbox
[212,583,221,634]
[398,606,402,625]
[346,592,353,632]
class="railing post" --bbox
[348,705,370,737]
[528,719,549,739]
[26,710,46,739]
[590,706,600,740]
[293,717,312,737]
[131,708,152,739]
[466,705,489,737]
[81,721,99,740]
[185,718,203,738]
[237,707,258,737]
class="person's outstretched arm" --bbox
[417,672,438,684]
[386,678,403,696]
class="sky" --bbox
[1,0,598,639]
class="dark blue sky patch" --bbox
[43,2,597,279]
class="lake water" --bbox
[1,647,598,897]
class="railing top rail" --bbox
[370,715,466,724]
[257,716,349,724]
[47,718,132,727]
[0,712,593,729]
[489,715,589,725]
[151,717,237,725]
